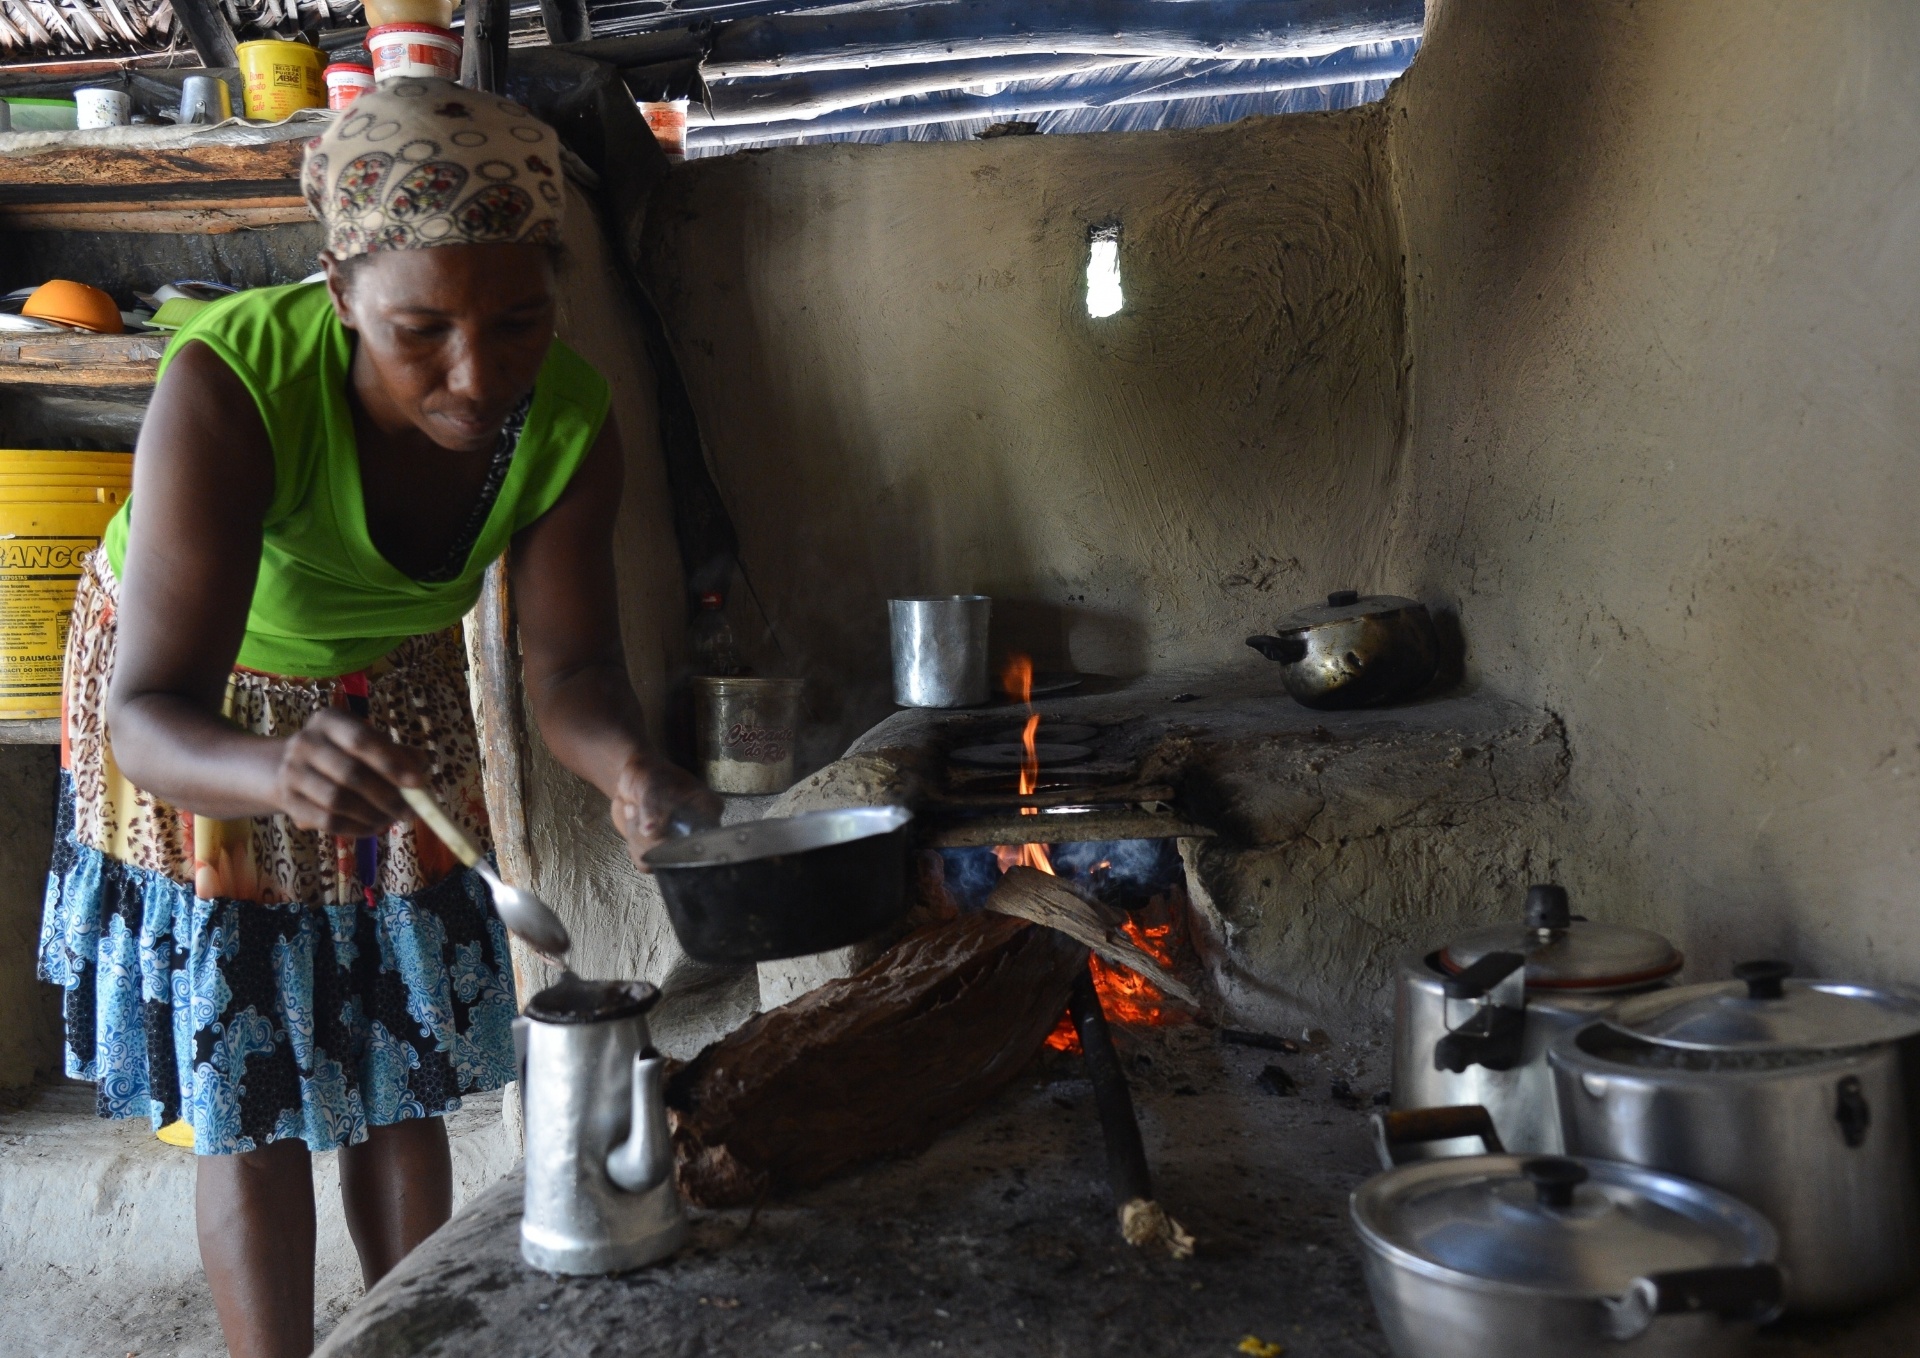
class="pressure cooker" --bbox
[1392,885,1682,1155]
[1552,960,1920,1313]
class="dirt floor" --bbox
[0,1085,514,1357]
[312,1023,1920,1358]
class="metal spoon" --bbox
[400,785,572,962]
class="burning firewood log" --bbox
[984,865,1200,1008]
[666,911,1086,1207]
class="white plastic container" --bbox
[368,23,462,83]
[74,87,130,129]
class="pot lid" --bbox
[1440,885,1683,991]
[1274,589,1422,631]
[1352,1155,1774,1297]
[1604,961,1920,1052]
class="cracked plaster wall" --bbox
[537,0,1920,1027]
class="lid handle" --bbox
[1524,883,1571,931]
[1326,589,1360,607]
[1733,959,1792,1000]
[1520,1156,1587,1209]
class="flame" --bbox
[1001,654,1033,705]
[994,656,1055,875]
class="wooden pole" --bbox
[539,0,592,47]
[469,557,543,998]
[459,0,512,93]
[167,0,239,68]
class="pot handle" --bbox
[1602,1264,1786,1340]
[1440,950,1525,1001]
[1246,634,1309,664]
[1369,1104,1506,1169]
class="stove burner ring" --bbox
[982,724,1101,746]
[948,742,1092,769]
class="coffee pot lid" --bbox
[1603,961,1920,1052]
[1352,1155,1775,1295]
[1440,885,1682,992]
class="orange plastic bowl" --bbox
[22,280,123,334]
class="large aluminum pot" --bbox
[1552,960,1920,1313]
[1352,1148,1782,1358]
[1393,885,1681,1155]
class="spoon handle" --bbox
[400,785,483,869]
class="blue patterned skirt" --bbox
[37,552,519,1155]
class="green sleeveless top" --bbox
[102,282,609,678]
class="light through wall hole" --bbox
[1086,222,1123,319]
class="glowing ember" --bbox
[1045,915,1186,1053]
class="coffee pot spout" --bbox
[606,1055,673,1194]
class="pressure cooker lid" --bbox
[1352,1155,1775,1296]
[1274,589,1422,631]
[1440,885,1683,991]
[1605,961,1920,1052]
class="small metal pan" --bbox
[642,806,914,964]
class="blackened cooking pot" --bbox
[643,806,913,964]
[1246,590,1439,709]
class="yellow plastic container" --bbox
[237,39,326,121]
[0,450,132,721]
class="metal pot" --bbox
[1246,589,1439,709]
[643,806,913,964]
[1393,885,1682,1155]
[1551,960,1920,1313]
[1352,1146,1783,1358]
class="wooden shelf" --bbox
[0,125,309,234]
[0,331,165,387]
[0,718,60,745]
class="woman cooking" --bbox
[37,80,717,1357]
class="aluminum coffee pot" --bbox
[515,977,688,1274]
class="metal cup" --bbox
[180,74,233,125]
[693,676,802,795]
[889,595,991,707]
[0,101,12,134]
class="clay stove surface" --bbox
[313,1026,1919,1358]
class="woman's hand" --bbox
[611,753,722,869]
[274,707,428,836]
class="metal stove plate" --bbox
[948,742,1092,768]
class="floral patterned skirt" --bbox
[37,551,518,1155]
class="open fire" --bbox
[991,654,1190,1053]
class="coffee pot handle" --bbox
[606,1055,674,1194]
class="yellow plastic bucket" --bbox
[238,40,326,121]
[0,450,131,721]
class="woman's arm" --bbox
[106,341,425,833]
[510,414,720,862]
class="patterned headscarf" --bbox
[302,77,564,260]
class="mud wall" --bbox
[1379,0,1920,986]
[641,113,1407,762]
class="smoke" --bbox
[938,837,1184,912]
